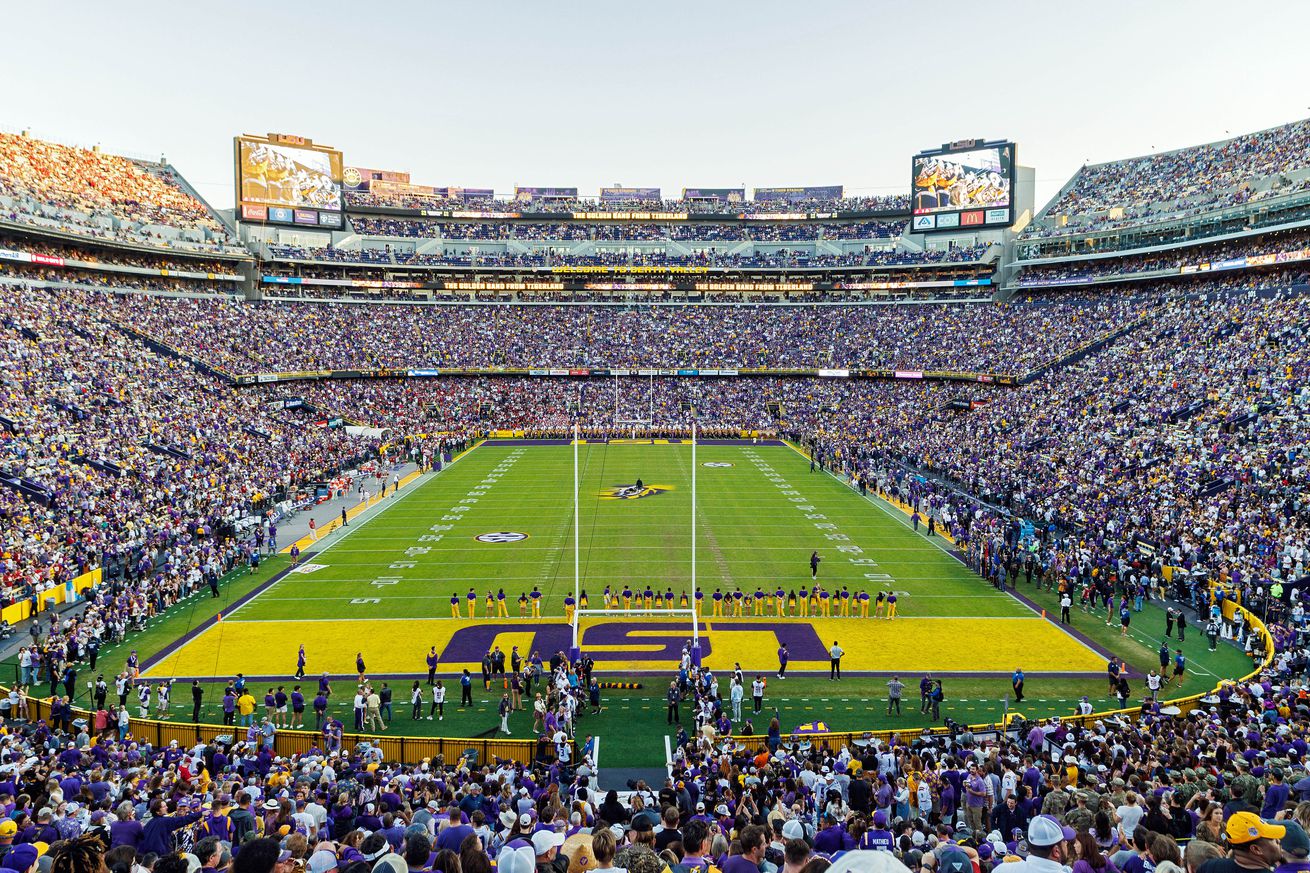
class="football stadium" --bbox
[0,4,1309,873]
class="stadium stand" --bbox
[263,244,991,269]
[1020,117,1310,241]
[91,295,1147,375]
[3,116,1310,873]
[0,132,243,256]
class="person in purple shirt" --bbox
[222,690,236,726]
[290,686,306,729]
[141,799,202,855]
[313,693,329,730]
[1264,768,1292,819]
[721,825,767,873]
[108,805,144,850]
[812,814,848,853]
[777,644,788,679]
[435,809,474,852]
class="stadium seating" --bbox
[0,283,375,610]
[95,294,1147,376]
[264,244,991,269]
[1021,117,1310,240]
[0,132,242,255]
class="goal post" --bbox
[566,418,703,669]
[571,607,701,664]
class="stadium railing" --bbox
[11,692,554,766]
[1,568,101,625]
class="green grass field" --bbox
[43,440,1253,768]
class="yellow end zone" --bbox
[143,616,1105,678]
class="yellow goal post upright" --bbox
[567,421,703,668]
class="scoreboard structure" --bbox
[234,133,345,229]
[910,139,1016,233]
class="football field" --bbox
[82,437,1256,768]
[144,440,1107,680]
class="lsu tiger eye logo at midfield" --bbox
[599,483,673,500]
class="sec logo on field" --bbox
[702,462,735,468]
[474,531,529,543]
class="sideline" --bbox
[781,440,1232,681]
[280,441,486,555]
[780,440,1120,668]
[143,442,485,668]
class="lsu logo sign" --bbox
[599,483,672,500]
[474,531,529,543]
[439,620,831,667]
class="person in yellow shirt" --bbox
[237,690,257,727]
[485,590,496,616]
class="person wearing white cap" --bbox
[532,828,569,873]
[1001,816,1075,873]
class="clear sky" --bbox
[6,0,1309,211]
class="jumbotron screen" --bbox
[910,141,1015,232]
[235,134,344,227]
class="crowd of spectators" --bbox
[0,133,240,255]
[2,580,1310,873]
[1015,228,1310,288]
[0,283,378,617]
[97,295,1146,376]
[1024,117,1310,239]
[265,245,991,270]
[347,218,906,242]
[801,288,1310,673]
[0,233,241,277]
[258,285,988,305]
